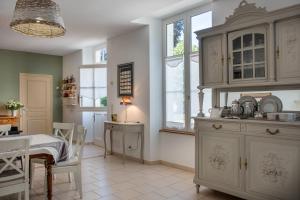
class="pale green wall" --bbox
[0,49,63,122]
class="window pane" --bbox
[80,88,94,107]
[165,56,185,128]
[233,52,241,65]
[191,11,212,52]
[255,33,264,46]
[233,66,242,79]
[233,37,241,50]
[244,65,253,79]
[243,34,253,48]
[80,68,93,87]
[95,48,108,64]
[167,19,184,57]
[94,68,107,87]
[255,48,265,62]
[95,88,107,107]
[243,50,253,64]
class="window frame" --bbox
[162,7,212,131]
[79,64,107,112]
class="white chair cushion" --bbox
[55,156,79,167]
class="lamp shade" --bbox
[10,0,66,38]
[120,96,132,105]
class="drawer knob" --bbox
[266,129,280,135]
[212,124,222,130]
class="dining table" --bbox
[20,134,68,200]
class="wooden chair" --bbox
[0,124,11,136]
[30,122,75,189]
[53,122,75,153]
[0,136,30,200]
[50,125,87,198]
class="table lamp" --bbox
[120,96,132,122]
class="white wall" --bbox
[159,0,300,169]
[107,26,151,159]
[62,50,83,135]
[148,19,163,161]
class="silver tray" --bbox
[260,95,283,113]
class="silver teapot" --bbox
[231,100,243,116]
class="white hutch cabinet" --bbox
[194,1,300,200]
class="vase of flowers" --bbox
[5,99,24,117]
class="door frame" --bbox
[19,73,53,134]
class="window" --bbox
[164,10,212,131]
[95,48,108,64]
[80,67,107,108]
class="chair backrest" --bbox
[53,122,74,145]
[72,125,87,161]
[0,124,11,137]
[0,137,30,183]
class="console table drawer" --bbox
[197,121,241,132]
[246,124,300,138]
[0,118,17,125]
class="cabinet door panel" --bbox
[228,26,268,83]
[200,133,241,190]
[202,35,223,85]
[246,136,300,200]
[276,17,300,82]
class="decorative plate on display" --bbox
[239,96,258,108]
[260,95,283,113]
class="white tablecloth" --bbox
[29,134,68,163]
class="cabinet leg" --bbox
[196,184,200,193]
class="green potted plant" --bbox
[5,99,24,117]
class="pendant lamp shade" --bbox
[10,0,66,38]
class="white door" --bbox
[94,112,107,147]
[82,112,94,143]
[246,136,300,200]
[200,132,242,191]
[20,73,52,134]
[82,112,107,146]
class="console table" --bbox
[103,121,144,163]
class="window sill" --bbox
[159,128,194,136]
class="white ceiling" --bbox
[0,0,210,56]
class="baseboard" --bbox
[108,151,194,172]
[160,160,194,172]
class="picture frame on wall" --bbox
[118,62,134,97]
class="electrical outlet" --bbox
[127,145,134,151]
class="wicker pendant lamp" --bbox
[10,0,66,38]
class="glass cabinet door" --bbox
[229,28,266,82]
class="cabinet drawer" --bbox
[197,121,241,132]
[246,124,300,138]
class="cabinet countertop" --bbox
[194,117,300,127]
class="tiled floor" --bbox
[3,149,243,200]
[82,144,105,159]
